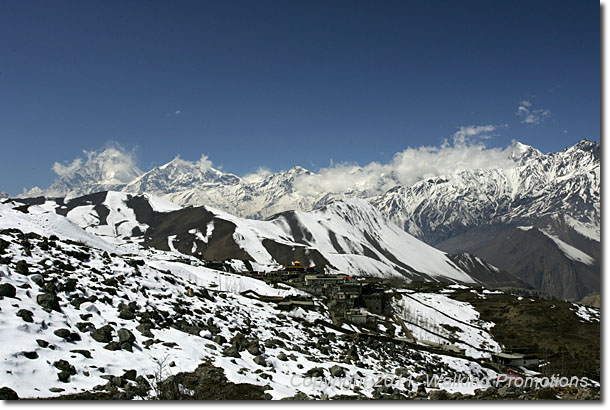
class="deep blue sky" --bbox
[0,0,600,195]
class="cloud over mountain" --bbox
[26,143,142,197]
[27,131,522,201]
[290,127,518,197]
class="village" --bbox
[202,259,541,377]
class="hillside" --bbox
[0,197,600,399]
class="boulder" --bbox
[57,371,71,383]
[305,367,325,378]
[104,342,122,351]
[53,328,71,340]
[36,339,49,348]
[247,342,262,356]
[54,328,81,342]
[119,309,136,320]
[75,322,95,333]
[123,369,137,381]
[222,345,240,358]
[68,332,81,342]
[15,260,29,275]
[53,360,76,375]
[329,365,346,377]
[91,325,114,343]
[253,355,267,367]
[70,349,92,359]
[37,293,62,312]
[118,328,136,345]
[213,335,227,345]
[136,323,154,338]
[0,283,16,298]
[16,309,33,323]
[0,387,19,400]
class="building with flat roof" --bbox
[491,352,539,369]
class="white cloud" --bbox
[292,126,517,197]
[52,158,83,178]
[196,154,213,171]
[243,167,273,183]
[51,143,141,185]
[451,124,499,146]
[516,100,551,125]
[175,110,181,115]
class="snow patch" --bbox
[540,230,596,266]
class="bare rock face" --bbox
[579,293,600,308]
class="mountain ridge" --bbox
[10,191,492,284]
[14,139,600,300]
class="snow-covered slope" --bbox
[0,198,502,399]
[262,199,475,282]
[0,198,600,399]
[16,192,479,283]
[392,288,502,358]
[538,229,596,266]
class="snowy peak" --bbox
[567,139,600,155]
[127,155,241,193]
[23,140,598,229]
[508,141,543,164]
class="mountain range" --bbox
[13,191,514,286]
[18,139,600,301]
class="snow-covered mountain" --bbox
[371,140,600,244]
[24,140,599,239]
[123,158,321,219]
[19,139,600,300]
[370,140,600,300]
[14,192,482,283]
